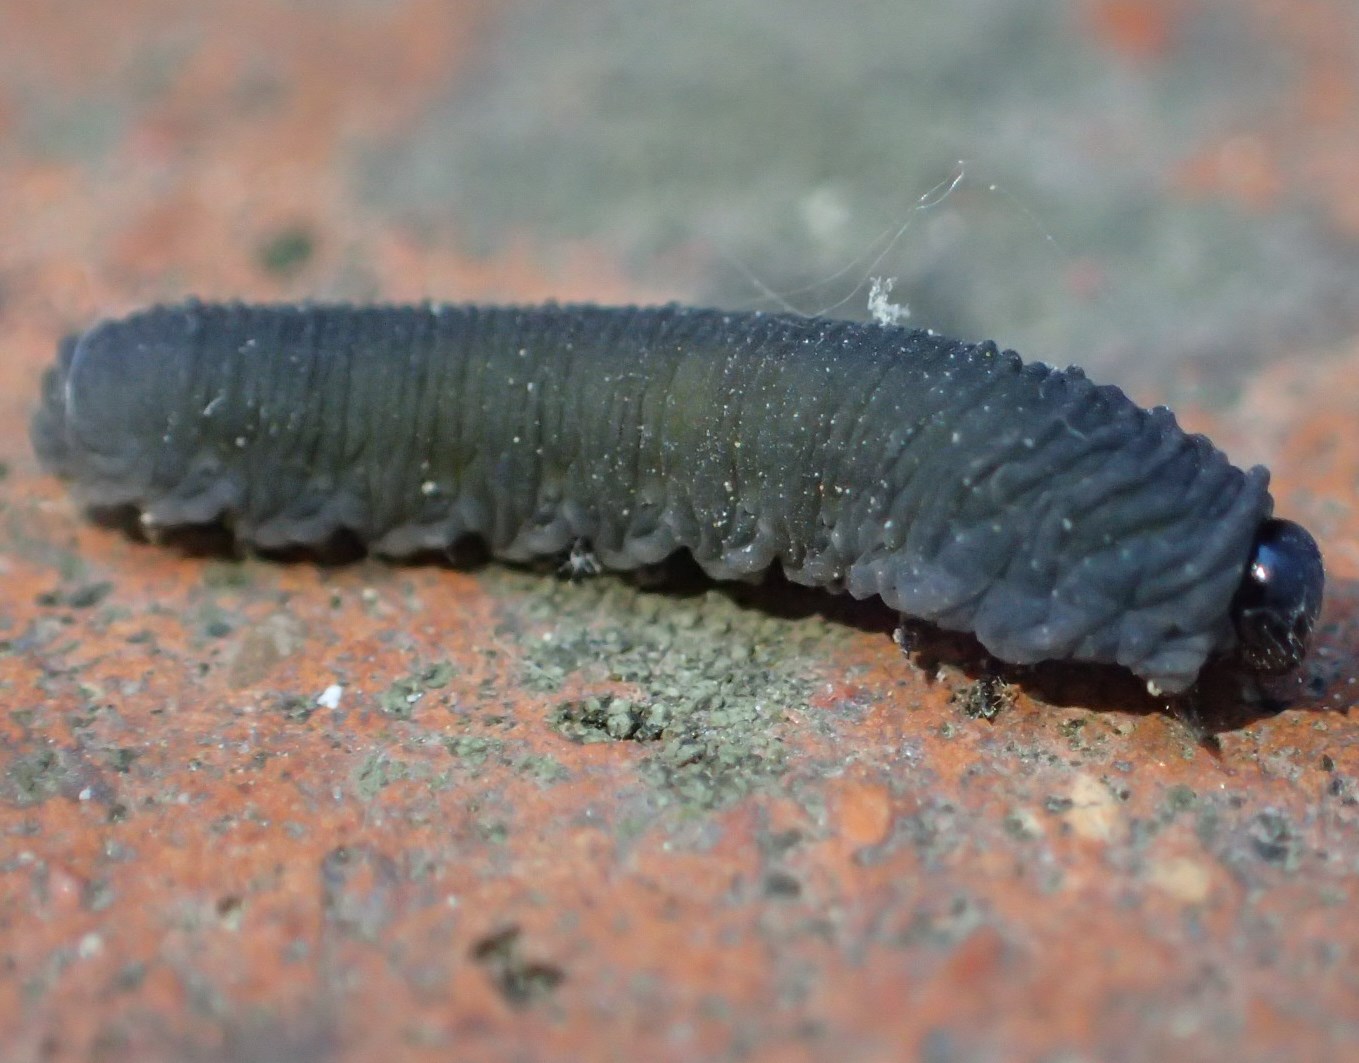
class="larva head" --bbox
[1231,518,1324,675]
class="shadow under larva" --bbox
[31,299,1324,697]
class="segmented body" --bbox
[33,301,1277,692]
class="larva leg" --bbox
[557,538,602,581]
[892,617,920,656]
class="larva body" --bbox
[32,301,1323,693]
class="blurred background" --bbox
[5,0,1359,402]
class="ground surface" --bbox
[2,2,1359,1061]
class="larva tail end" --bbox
[29,334,78,477]
[1230,518,1325,676]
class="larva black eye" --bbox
[1231,518,1324,675]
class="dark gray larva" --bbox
[32,300,1324,694]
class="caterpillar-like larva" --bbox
[31,300,1324,694]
